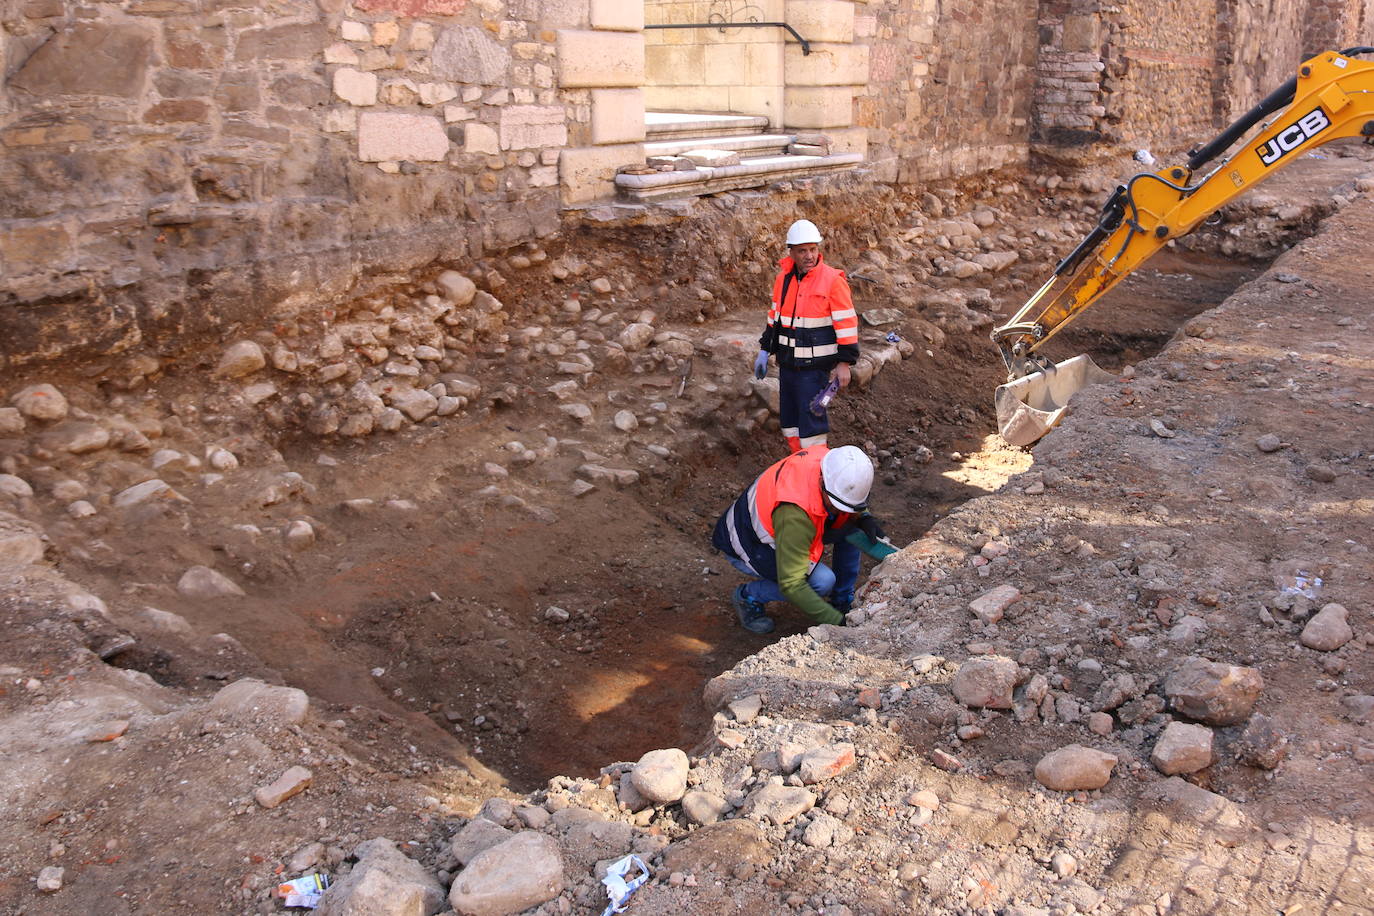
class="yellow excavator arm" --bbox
[991,47,1374,445]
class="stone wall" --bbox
[2,0,1366,371]
[644,0,786,121]
[0,0,656,369]
[1031,0,1370,161]
[857,0,1038,183]
[1217,0,1308,125]
[1032,0,1223,152]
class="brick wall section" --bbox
[1031,0,1369,161]
[856,0,1037,182]
[1216,0,1307,125]
[1304,0,1373,54]
[1033,0,1220,150]
[1109,0,1217,148]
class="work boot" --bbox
[732,584,775,634]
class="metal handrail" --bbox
[644,21,811,55]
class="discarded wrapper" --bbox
[600,854,650,916]
[885,331,901,343]
[277,874,330,909]
[1279,570,1322,600]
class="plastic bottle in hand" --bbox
[809,378,840,416]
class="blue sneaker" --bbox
[732,584,775,634]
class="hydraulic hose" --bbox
[1187,46,1374,171]
[1186,77,1297,171]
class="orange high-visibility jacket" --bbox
[759,255,859,370]
[713,445,855,578]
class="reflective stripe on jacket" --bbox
[759,255,858,369]
[712,445,854,581]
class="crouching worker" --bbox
[712,444,898,634]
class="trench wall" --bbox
[1,0,1367,370]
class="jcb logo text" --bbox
[1257,107,1331,166]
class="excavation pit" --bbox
[92,243,1268,794]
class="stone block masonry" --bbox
[0,0,581,368]
[0,0,1351,369]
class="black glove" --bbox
[856,515,886,541]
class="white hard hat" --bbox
[786,219,823,246]
[820,445,872,513]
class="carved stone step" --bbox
[615,153,864,202]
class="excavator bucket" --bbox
[995,354,1116,446]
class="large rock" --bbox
[449,833,563,916]
[1300,603,1353,651]
[748,376,781,414]
[1034,745,1117,791]
[387,388,439,422]
[358,113,451,163]
[215,341,266,378]
[11,384,69,421]
[0,511,44,565]
[563,816,633,867]
[254,766,311,808]
[1234,713,1288,769]
[1150,721,1213,775]
[437,271,477,306]
[740,783,816,825]
[317,837,446,916]
[39,422,110,454]
[728,694,762,724]
[10,24,152,98]
[0,407,23,434]
[618,322,655,352]
[1142,777,1247,832]
[630,748,689,804]
[797,743,855,784]
[0,475,33,498]
[951,655,1019,709]
[430,26,510,84]
[973,251,1019,272]
[577,464,639,488]
[1340,695,1374,723]
[451,818,514,866]
[1163,657,1263,725]
[177,565,246,598]
[209,678,309,724]
[968,585,1019,624]
[114,479,186,509]
[616,771,649,812]
[681,790,730,825]
[662,819,772,874]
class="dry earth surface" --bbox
[0,146,1371,915]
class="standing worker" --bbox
[753,219,859,452]
[712,444,897,634]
